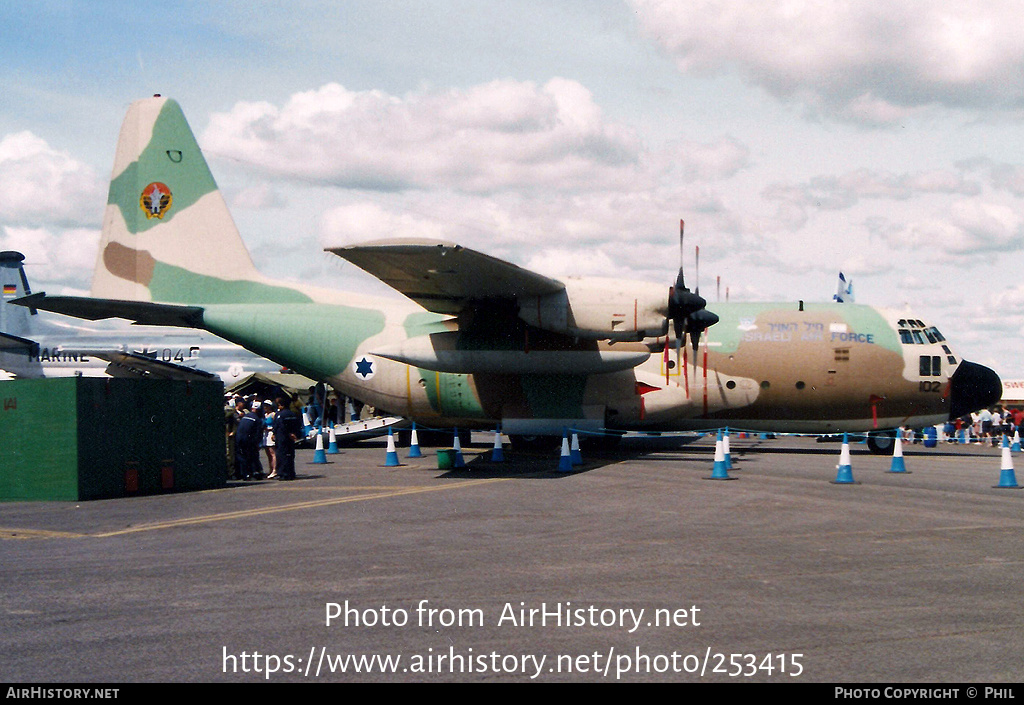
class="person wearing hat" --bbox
[235,401,266,481]
[272,396,301,481]
[226,396,247,480]
[262,400,277,479]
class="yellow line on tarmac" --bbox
[89,478,508,537]
[0,478,508,540]
[0,528,88,539]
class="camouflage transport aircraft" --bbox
[16,96,1002,452]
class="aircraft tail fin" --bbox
[1,251,36,338]
[833,272,854,303]
[92,96,265,305]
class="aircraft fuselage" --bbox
[197,286,983,436]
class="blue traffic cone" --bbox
[453,429,466,468]
[887,434,908,473]
[723,427,733,470]
[705,430,734,480]
[490,426,504,462]
[302,408,313,438]
[327,424,339,454]
[1012,430,1021,453]
[384,428,400,466]
[831,433,858,484]
[570,432,582,465]
[312,431,327,464]
[994,435,1020,489]
[407,423,423,458]
[558,433,573,472]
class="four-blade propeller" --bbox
[667,220,719,360]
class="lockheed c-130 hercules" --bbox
[15,96,1002,453]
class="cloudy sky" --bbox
[2,1,1022,378]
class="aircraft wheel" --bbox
[866,430,896,455]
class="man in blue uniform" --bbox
[272,396,301,481]
[235,401,265,480]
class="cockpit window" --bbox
[899,322,947,345]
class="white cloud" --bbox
[0,225,100,288]
[315,183,745,280]
[868,199,1024,257]
[319,201,450,247]
[839,94,920,127]
[630,0,1024,124]
[989,285,1024,314]
[988,163,1024,196]
[524,248,619,278]
[202,80,649,194]
[949,200,1023,246]
[0,132,104,227]
[230,183,287,211]
[764,168,981,214]
[667,136,750,180]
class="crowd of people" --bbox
[224,395,303,481]
[940,406,1024,446]
[223,390,362,482]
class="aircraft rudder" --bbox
[0,251,35,338]
[92,96,259,304]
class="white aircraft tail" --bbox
[833,272,854,303]
[91,96,268,304]
[0,251,35,339]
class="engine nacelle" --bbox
[517,277,667,341]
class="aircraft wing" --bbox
[0,333,216,381]
[328,239,564,314]
[12,293,204,328]
[93,351,219,381]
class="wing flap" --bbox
[328,239,564,314]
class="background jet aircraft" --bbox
[1,250,281,382]
[16,96,1003,451]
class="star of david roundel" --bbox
[353,356,375,380]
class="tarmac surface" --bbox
[2,433,1023,683]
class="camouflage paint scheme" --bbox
[19,97,1002,436]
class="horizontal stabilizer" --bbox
[0,331,38,354]
[329,239,564,314]
[12,293,203,328]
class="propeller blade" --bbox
[695,245,700,296]
[667,219,718,361]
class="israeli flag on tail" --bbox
[833,272,854,303]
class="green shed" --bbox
[1,377,226,501]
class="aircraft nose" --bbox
[948,360,1002,420]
